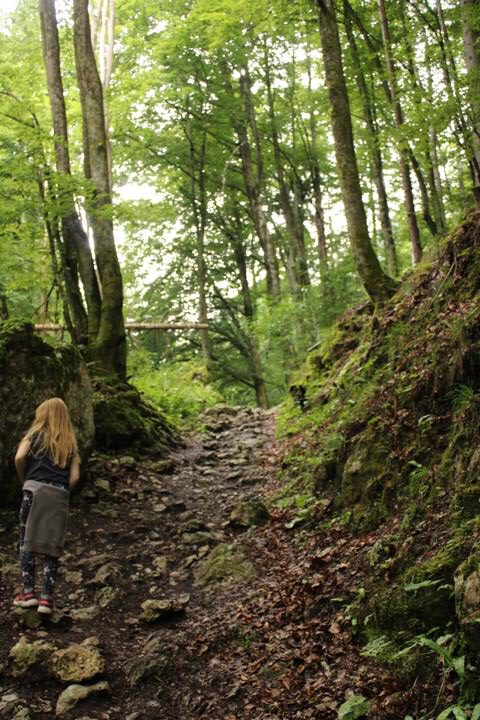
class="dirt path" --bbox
[0,406,279,719]
[0,406,437,720]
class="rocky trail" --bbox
[0,406,442,719]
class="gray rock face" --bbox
[0,321,94,506]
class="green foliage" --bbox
[128,348,224,425]
[450,384,479,417]
[337,695,369,720]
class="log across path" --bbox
[0,406,427,719]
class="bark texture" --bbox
[73,0,126,378]
[39,0,102,344]
[316,0,397,303]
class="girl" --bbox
[13,398,80,615]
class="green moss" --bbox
[194,543,255,587]
[93,379,177,452]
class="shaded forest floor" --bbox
[0,406,447,719]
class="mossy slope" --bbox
[278,209,480,669]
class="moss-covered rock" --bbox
[455,549,480,654]
[194,543,256,587]
[365,542,466,634]
[9,636,55,678]
[92,379,177,452]
[229,496,270,528]
[0,321,94,506]
[339,428,393,526]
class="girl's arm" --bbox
[69,454,81,490]
[15,439,31,483]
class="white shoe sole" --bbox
[37,605,53,615]
[13,599,38,608]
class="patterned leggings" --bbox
[19,491,59,599]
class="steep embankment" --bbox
[276,208,480,711]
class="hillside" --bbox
[1,211,480,719]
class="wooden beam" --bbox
[34,322,209,332]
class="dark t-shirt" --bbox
[25,433,70,490]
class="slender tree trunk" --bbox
[230,212,268,408]
[237,69,281,298]
[0,284,8,320]
[378,0,422,264]
[73,0,126,378]
[263,46,310,289]
[344,4,398,275]
[315,0,397,303]
[185,109,212,368]
[304,46,335,305]
[39,0,102,343]
[461,0,480,202]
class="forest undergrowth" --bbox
[1,211,480,720]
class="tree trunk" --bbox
[263,46,310,289]
[344,3,398,276]
[230,209,269,408]
[73,0,126,378]
[39,0,102,343]
[236,69,281,298]
[185,108,212,368]
[378,0,422,264]
[461,0,480,202]
[315,0,397,303]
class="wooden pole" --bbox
[34,322,209,332]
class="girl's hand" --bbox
[15,439,31,483]
[69,454,81,490]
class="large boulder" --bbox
[0,321,94,506]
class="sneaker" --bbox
[37,598,53,615]
[13,591,38,608]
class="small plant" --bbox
[449,384,479,417]
[338,694,369,720]
[408,460,429,483]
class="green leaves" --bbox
[338,695,370,720]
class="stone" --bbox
[87,563,120,586]
[229,496,270,528]
[180,517,208,533]
[0,321,94,507]
[151,556,168,576]
[12,707,31,720]
[149,458,175,474]
[153,503,168,513]
[95,586,119,608]
[9,636,55,678]
[125,654,169,686]
[70,606,99,622]
[55,681,109,716]
[64,570,83,585]
[14,607,43,629]
[181,531,217,545]
[50,642,106,683]
[139,595,190,623]
[94,478,111,493]
[194,543,255,587]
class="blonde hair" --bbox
[23,398,78,468]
